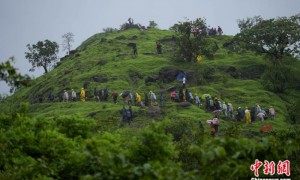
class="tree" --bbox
[102,27,118,34]
[25,40,59,74]
[234,14,300,92]
[148,20,158,29]
[0,57,31,92]
[62,32,75,55]
[234,14,300,65]
[170,18,218,62]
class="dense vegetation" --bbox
[1,17,300,179]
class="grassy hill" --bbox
[1,28,300,179]
[2,28,299,134]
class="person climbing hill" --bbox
[135,92,142,106]
[63,90,69,102]
[268,106,276,120]
[195,94,200,107]
[245,107,251,124]
[111,90,118,104]
[156,42,162,54]
[80,88,85,102]
[237,107,244,121]
[182,76,186,88]
[150,91,157,106]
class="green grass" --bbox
[2,28,299,137]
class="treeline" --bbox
[0,103,299,179]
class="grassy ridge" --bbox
[2,28,300,136]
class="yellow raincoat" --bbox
[136,93,141,103]
[245,109,251,124]
[80,88,86,102]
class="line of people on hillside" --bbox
[36,73,275,131]
[204,95,276,122]
[41,83,276,124]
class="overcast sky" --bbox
[1,0,299,95]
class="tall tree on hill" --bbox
[25,40,59,74]
[62,32,75,55]
[234,14,300,93]
[0,56,31,92]
[170,18,218,62]
[234,14,300,65]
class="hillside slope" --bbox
[2,28,300,135]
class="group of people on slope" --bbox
[130,41,163,56]
[37,88,86,103]
[204,96,276,122]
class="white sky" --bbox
[1,0,299,95]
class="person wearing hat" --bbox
[71,89,77,101]
[80,88,86,102]
[268,106,275,120]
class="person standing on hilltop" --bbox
[80,88,86,102]
[217,26,223,36]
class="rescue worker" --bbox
[182,77,186,88]
[71,89,77,101]
[257,112,265,121]
[256,104,261,114]
[245,107,251,124]
[150,91,157,106]
[63,90,69,102]
[170,90,176,101]
[268,106,276,120]
[195,94,201,107]
[213,115,219,133]
[111,91,118,104]
[222,102,228,117]
[135,92,142,106]
[250,106,256,122]
[228,103,234,119]
[80,88,86,102]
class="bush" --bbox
[261,65,290,93]
[55,115,96,138]
[102,27,119,34]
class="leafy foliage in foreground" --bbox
[0,104,299,179]
[0,57,31,93]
